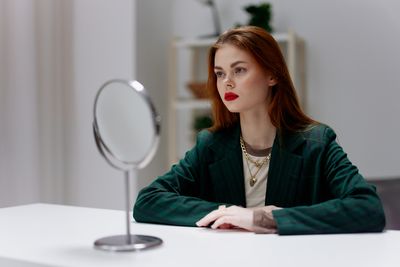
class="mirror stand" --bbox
[93,79,162,252]
[94,169,162,251]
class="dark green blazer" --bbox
[134,124,385,235]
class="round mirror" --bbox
[92,79,162,251]
[93,79,160,170]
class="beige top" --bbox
[241,140,272,208]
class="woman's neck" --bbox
[240,111,276,150]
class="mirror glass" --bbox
[94,80,160,170]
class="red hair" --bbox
[207,26,316,132]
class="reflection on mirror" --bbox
[93,79,162,251]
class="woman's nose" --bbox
[223,75,234,89]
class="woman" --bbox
[133,26,385,235]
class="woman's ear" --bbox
[268,76,278,87]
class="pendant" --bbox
[250,177,257,187]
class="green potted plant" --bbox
[238,2,273,33]
[193,113,213,133]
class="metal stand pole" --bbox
[125,170,132,244]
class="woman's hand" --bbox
[196,205,281,234]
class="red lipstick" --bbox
[224,92,239,101]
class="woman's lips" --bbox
[224,92,239,101]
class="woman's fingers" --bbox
[196,205,227,227]
[218,208,252,230]
[198,206,251,230]
[196,210,222,227]
[197,205,278,234]
[211,216,232,229]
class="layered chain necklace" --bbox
[240,136,272,187]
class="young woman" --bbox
[133,26,385,235]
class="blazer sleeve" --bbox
[272,127,386,235]
[133,130,221,226]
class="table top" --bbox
[0,203,399,267]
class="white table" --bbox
[0,203,399,267]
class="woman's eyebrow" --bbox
[214,61,247,70]
[231,61,247,67]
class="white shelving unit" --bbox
[168,31,305,165]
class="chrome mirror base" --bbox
[94,234,162,252]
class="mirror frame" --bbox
[92,79,161,170]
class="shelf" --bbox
[173,32,293,48]
[174,37,216,48]
[174,99,211,110]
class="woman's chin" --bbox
[224,104,241,113]
[226,107,240,113]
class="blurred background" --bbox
[1,0,399,227]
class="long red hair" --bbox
[207,26,316,132]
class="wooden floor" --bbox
[370,178,400,230]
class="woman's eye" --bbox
[215,71,225,78]
[234,67,246,75]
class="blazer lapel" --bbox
[207,126,307,208]
[266,131,305,207]
[208,125,246,207]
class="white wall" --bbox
[135,0,173,189]
[0,0,41,207]
[65,0,173,208]
[269,0,400,179]
[170,0,400,179]
[63,0,137,210]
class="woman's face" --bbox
[214,44,276,114]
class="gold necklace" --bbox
[240,136,271,187]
